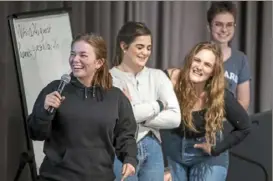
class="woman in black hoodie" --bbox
[28,33,137,181]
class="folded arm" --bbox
[144,70,181,129]
[130,101,161,123]
[112,76,161,123]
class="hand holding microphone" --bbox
[44,91,65,110]
[45,74,71,114]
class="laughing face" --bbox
[189,49,216,84]
[69,40,102,80]
[121,35,152,68]
[210,12,235,44]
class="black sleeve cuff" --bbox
[210,146,220,156]
[156,100,164,112]
[36,106,54,121]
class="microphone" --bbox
[47,74,71,114]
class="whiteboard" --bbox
[9,10,72,173]
[12,12,72,114]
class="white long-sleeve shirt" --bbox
[110,66,181,142]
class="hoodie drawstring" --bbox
[92,86,95,98]
[84,88,88,99]
[83,86,104,101]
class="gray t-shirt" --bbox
[224,49,251,96]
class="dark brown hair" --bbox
[113,21,152,66]
[72,33,112,90]
[207,1,237,25]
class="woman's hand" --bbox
[44,91,65,110]
[194,142,212,155]
[121,163,135,181]
[164,170,172,181]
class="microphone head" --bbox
[61,74,71,84]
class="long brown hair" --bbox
[175,42,225,145]
[72,33,112,90]
[112,21,152,66]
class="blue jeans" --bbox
[161,130,229,181]
[114,133,164,181]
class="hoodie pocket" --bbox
[60,148,113,173]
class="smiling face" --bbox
[189,49,216,84]
[121,35,152,68]
[210,12,235,44]
[69,40,103,79]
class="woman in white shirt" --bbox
[110,21,181,181]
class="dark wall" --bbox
[225,110,272,181]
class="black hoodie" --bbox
[28,75,137,181]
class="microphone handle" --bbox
[47,81,66,114]
[47,106,55,114]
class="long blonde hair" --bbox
[175,42,225,145]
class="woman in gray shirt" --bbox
[207,1,251,110]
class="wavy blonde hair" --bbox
[175,42,225,145]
